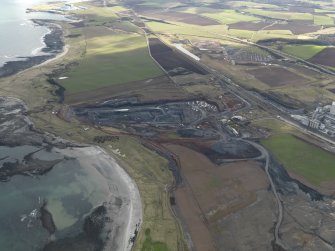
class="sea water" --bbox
[0,146,111,250]
[0,0,69,67]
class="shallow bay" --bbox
[0,0,69,67]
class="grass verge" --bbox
[262,134,335,185]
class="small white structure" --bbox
[173,44,200,61]
[330,101,335,115]
[291,115,309,126]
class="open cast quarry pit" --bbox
[73,98,219,136]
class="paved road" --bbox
[244,139,286,249]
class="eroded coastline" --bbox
[0,19,64,78]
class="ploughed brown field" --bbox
[288,6,316,13]
[247,67,308,87]
[309,47,335,67]
[140,10,220,26]
[229,20,320,35]
[165,144,269,251]
[149,38,208,75]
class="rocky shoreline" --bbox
[0,96,142,251]
[0,20,64,78]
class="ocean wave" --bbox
[0,55,18,59]
[31,46,44,56]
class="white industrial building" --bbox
[292,101,335,137]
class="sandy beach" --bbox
[56,146,143,251]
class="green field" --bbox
[179,7,260,24]
[227,29,294,41]
[141,229,169,251]
[262,134,335,185]
[108,5,128,12]
[228,1,280,9]
[315,8,335,13]
[145,21,226,38]
[314,15,334,25]
[202,10,260,24]
[75,5,120,22]
[282,45,326,59]
[59,28,163,94]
